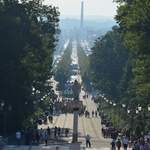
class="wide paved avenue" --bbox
[4,91,132,150]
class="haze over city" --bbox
[1,0,149,149]
[44,0,118,18]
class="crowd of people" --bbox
[99,110,150,150]
[16,125,70,146]
[101,127,131,140]
[110,136,150,150]
[14,93,150,149]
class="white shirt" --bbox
[16,131,21,138]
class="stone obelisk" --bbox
[80,1,84,29]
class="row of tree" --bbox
[89,0,150,107]
[88,0,150,134]
[89,25,127,101]
[76,43,91,90]
[54,40,72,90]
[0,0,60,133]
[114,0,150,106]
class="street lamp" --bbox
[113,103,116,107]
[1,100,4,107]
[127,107,134,142]
[1,100,12,138]
[137,104,150,139]
[90,82,95,99]
[122,103,126,108]
[127,107,140,142]
[148,105,150,111]
[113,103,116,124]
[105,99,109,116]
[108,101,113,119]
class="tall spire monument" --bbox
[80,1,84,29]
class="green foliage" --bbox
[89,25,127,100]
[118,55,134,103]
[98,0,150,134]
[77,44,89,81]
[90,0,150,133]
[115,0,150,106]
[0,0,60,132]
[54,41,72,90]
[132,54,150,103]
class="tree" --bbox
[89,25,127,100]
[77,44,90,86]
[0,0,60,132]
[54,41,72,90]
[114,0,150,105]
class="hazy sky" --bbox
[43,0,118,17]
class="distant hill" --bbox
[59,15,116,30]
[60,15,116,22]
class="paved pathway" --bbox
[3,40,132,150]
[4,145,111,150]
[3,93,132,150]
[4,143,132,150]
[36,91,111,147]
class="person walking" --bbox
[39,128,44,140]
[139,137,145,150]
[65,128,69,137]
[54,126,58,138]
[36,132,40,145]
[86,134,91,147]
[143,137,150,150]
[87,111,90,118]
[44,132,49,146]
[122,136,129,150]
[47,126,51,139]
[95,111,97,117]
[116,138,121,150]
[133,140,139,150]
[57,127,61,139]
[16,130,21,146]
[92,111,94,117]
[110,139,116,150]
